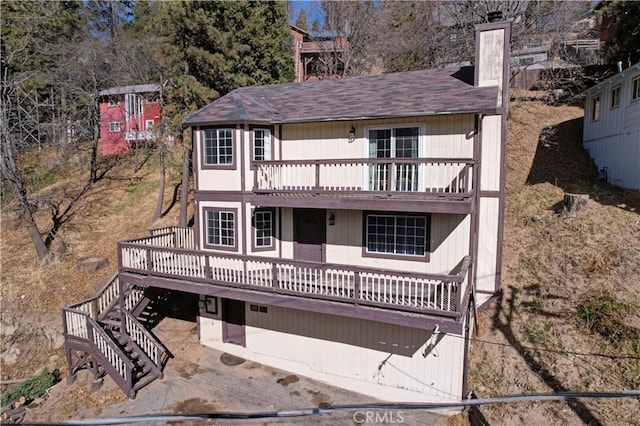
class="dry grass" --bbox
[2,102,640,424]
[1,145,187,380]
[470,100,640,425]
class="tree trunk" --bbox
[178,135,190,226]
[153,143,166,221]
[0,122,49,261]
[89,95,99,184]
[26,212,50,261]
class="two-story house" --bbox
[583,62,640,190]
[98,84,161,155]
[291,24,348,82]
[63,18,511,403]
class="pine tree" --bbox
[605,1,640,65]
[153,0,294,225]
[295,9,309,31]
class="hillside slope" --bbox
[1,102,639,424]
[469,101,640,425]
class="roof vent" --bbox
[487,11,503,22]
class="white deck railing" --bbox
[119,228,470,315]
[253,158,474,195]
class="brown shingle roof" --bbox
[184,66,499,127]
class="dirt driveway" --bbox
[24,317,451,425]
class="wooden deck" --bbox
[118,227,471,317]
[250,158,475,213]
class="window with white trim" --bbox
[367,126,420,191]
[591,95,600,121]
[253,129,272,161]
[146,119,155,130]
[365,213,428,256]
[610,85,621,109]
[206,210,235,248]
[253,209,274,249]
[633,76,640,101]
[109,122,121,132]
[203,129,233,165]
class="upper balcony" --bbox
[117,227,472,333]
[251,158,475,214]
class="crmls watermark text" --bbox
[353,411,405,424]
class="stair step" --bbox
[132,372,158,392]
[101,319,122,327]
[134,364,153,380]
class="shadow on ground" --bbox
[526,116,640,215]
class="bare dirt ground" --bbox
[2,100,639,425]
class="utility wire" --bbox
[444,332,640,360]
[23,390,637,425]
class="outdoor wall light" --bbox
[329,212,336,226]
[348,125,356,143]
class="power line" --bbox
[444,332,640,360]
[40,390,640,425]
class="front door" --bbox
[222,298,245,346]
[293,209,325,263]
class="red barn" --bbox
[98,84,161,155]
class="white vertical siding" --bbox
[281,115,475,161]
[625,97,640,132]
[583,69,640,191]
[476,197,500,299]
[280,208,294,258]
[297,209,471,275]
[584,132,640,190]
[423,115,475,158]
[480,115,502,191]
[199,306,466,403]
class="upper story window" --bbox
[633,76,640,102]
[203,128,233,167]
[253,128,272,161]
[364,212,429,259]
[367,126,420,191]
[108,97,119,107]
[146,119,155,130]
[252,208,274,250]
[610,85,621,109]
[109,122,120,132]
[204,208,236,250]
[591,95,600,121]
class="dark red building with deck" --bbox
[98,84,161,155]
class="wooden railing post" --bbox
[90,299,99,320]
[272,263,278,289]
[354,271,360,304]
[146,247,151,272]
[205,255,212,279]
[86,316,94,342]
[117,242,123,274]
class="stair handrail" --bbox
[122,310,169,370]
[62,307,135,396]
[66,274,120,320]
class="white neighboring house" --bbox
[583,62,640,190]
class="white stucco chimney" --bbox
[472,14,512,304]
[474,16,512,109]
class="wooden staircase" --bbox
[62,275,169,398]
